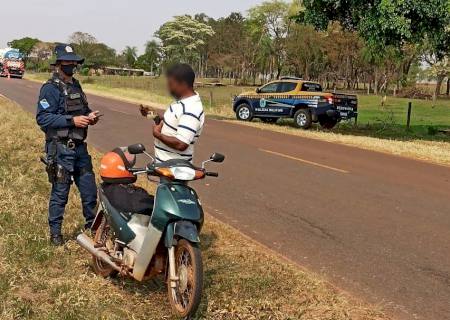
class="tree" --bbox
[155,15,215,67]
[136,40,161,73]
[297,0,450,94]
[68,32,97,46]
[286,24,326,80]
[86,43,116,69]
[26,41,55,72]
[7,37,40,61]
[204,12,248,81]
[418,7,450,98]
[68,31,98,61]
[298,0,450,56]
[248,0,295,79]
[68,32,116,69]
[424,54,449,98]
[122,46,138,67]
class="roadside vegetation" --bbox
[13,1,450,101]
[13,0,450,165]
[27,73,450,138]
[26,73,450,167]
[0,96,389,319]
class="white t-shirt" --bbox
[154,93,205,163]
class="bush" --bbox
[26,60,51,73]
[80,67,90,76]
[427,126,438,135]
[82,76,95,84]
[398,86,433,100]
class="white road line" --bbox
[259,148,349,174]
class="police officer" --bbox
[36,43,100,246]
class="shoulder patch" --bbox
[39,99,50,109]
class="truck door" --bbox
[254,82,280,116]
[256,82,295,117]
[275,82,298,116]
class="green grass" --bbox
[26,72,450,142]
[0,96,388,319]
[349,95,450,140]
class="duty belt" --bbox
[58,138,83,150]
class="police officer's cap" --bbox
[50,43,85,65]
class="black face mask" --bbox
[60,64,77,76]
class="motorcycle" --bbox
[76,143,225,318]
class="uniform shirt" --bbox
[36,78,91,134]
[155,93,205,163]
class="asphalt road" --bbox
[1,77,450,320]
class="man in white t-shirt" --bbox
[152,64,205,163]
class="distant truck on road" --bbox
[232,77,358,129]
[0,48,25,79]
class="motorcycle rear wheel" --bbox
[168,239,203,318]
[92,214,118,277]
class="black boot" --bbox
[50,234,64,246]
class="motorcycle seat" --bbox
[101,183,154,218]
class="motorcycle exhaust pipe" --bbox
[76,233,122,273]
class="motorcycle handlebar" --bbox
[205,172,219,177]
[130,167,219,179]
[129,168,148,174]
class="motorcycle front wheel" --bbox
[168,239,203,318]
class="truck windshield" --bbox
[301,82,322,92]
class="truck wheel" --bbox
[236,104,253,121]
[261,117,279,124]
[293,109,312,129]
[319,116,338,129]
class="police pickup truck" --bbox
[232,77,357,129]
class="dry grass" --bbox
[0,96,389,320]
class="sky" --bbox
[1,0,264,54]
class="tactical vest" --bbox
[45,76,90,142]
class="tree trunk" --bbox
[446,77,450,96]
[275,67,281,80]
[374,69,379,95]
[304,63,310,81]
[434,74,445,99]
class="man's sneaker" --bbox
[50,234,64,246]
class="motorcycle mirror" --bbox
[128,143,146,155]
[210,153,225,163]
